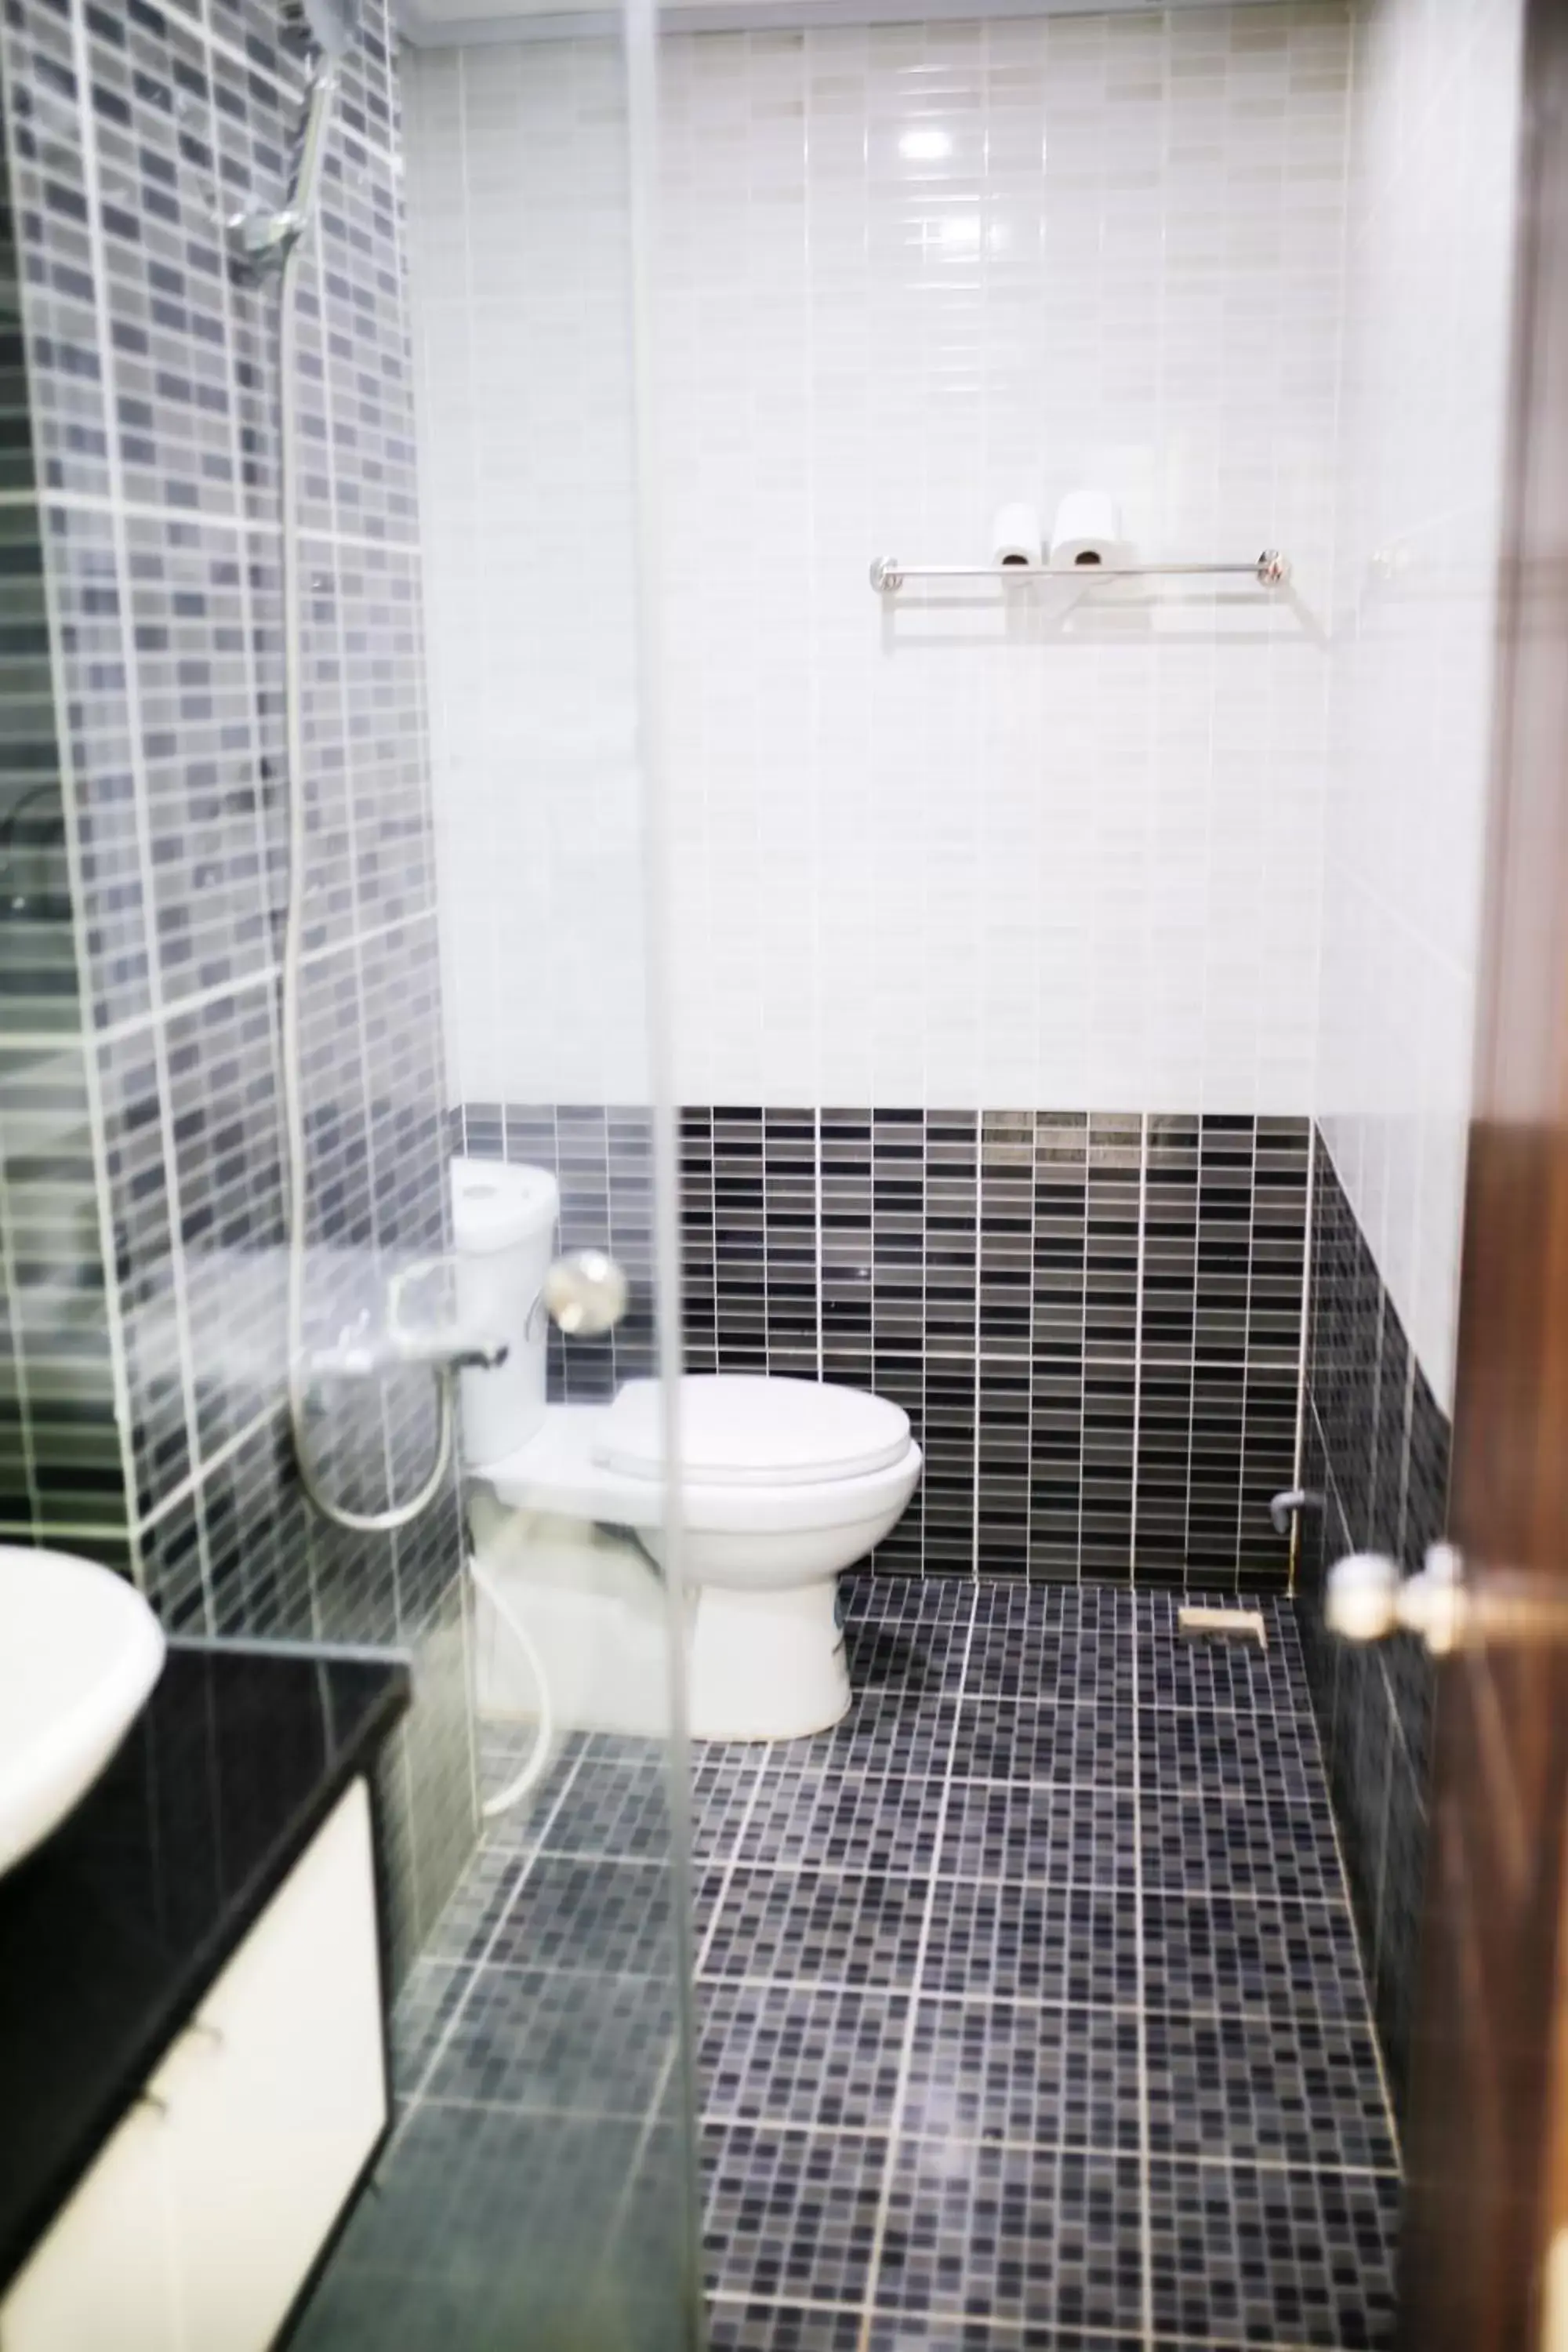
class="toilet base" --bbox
[688,1580,849,1741]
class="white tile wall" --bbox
[404,5,1353,1115]
[403,42,653,1109]
[1317,0,1523,1412]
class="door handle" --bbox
[1327,1544,1568,1654]
[1326,1543,1466,1653]
[542,1250,629,1337]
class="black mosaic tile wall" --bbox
[457,1103,1309,1589]
[1296,1139,1450,2118]
[0,0,474,1977]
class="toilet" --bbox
[451,1156,923,1738]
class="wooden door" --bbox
[1396,6,1568,2346]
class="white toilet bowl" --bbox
[451,1157,923,1740]
[477,1376,923,1738]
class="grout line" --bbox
[699,1966,1370,2022]
[130,1400,281,1540]
[692,2111,1399,2179]
[1131,1563,1155,2351]
[31,484,419,554]
[434,2079,1401,2183]
[387,1748,593,2147]
[853,1578,980,2352]
[694,1973,1146,2006]
[707,2292,866,2317]
[9,169,144,1589]
[418,2091,658,2123]
[1291,1634,1404,2174]
[614,2045,687,2259]
[0,1152,40,1531]
[709,2303,1379,2352]
[72,911,441,1054]
[67,0,212,1625]
[690,1750,774,1976]
[1129,1110,1149,1584]
[705,1878,1355,1911]
[813,1108,825,1381]
[968,1120,983,1579]
[572,1857,1357,1907]
[1288,1127,1318,1596]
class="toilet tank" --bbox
[450,1157,560,1468]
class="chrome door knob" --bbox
[542,1250,629,1337]
[1327,1543,1465,1653]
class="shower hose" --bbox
[274,89,454,1537]
[271,59,554,1817]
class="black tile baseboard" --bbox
[456,1104,1310,1590]
[1296,1138,1450,2118]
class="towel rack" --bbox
[869,550,1291,593]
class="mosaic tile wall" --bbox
[0,84,123,1554]
[456,1101,658,1407]
[0,0,476,1978]
[455,1104,1310,1589]
[1296,1142,1450,2118]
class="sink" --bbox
[0,1545,166,1878]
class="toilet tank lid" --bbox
[597,1374,912,1487]
[451,1157,559,1254]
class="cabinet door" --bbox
[154,1777,387,2352]
[1,2098,181,2352]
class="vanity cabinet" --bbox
[1,1779,387,2352]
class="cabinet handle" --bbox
[135,2091,170,2120]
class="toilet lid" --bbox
[596,1375,912,1488]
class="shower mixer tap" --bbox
[307,1323,510,1384]
[305,1262,509,1386]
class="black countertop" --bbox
[0,1641,409,2287]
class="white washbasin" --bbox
[0,1545,166,1878]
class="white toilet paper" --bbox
[1048,489,1123,570]
[989,503,1043,568]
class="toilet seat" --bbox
[597,1375,912,1488]
[481,1394,921,1548]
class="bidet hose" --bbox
[470,1539,556,1817]
[275,77,455,1538]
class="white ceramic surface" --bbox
[597,1374,913,1488]
[405,13,1348,1116]
[483,1394,923,1552]
[472,1370,924,1738]
[0,1546,165,1879]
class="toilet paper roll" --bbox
[1048,488,1123,570]
[989,503,1043,569]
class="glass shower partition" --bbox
[295,0,701,2343]
[0,0,695,2331]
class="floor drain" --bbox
[1177,1603,1268,1649]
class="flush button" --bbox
[543,1250,629,1337]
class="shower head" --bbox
[281,0,361,61]
[230,0,356,271]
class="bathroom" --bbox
[0,0,1560,2343]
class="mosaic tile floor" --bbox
[299,1577,1402,2352]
